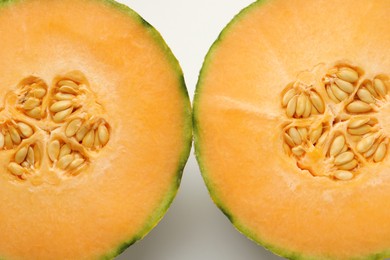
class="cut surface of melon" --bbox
[0,0,192,259]
[194,0,390,259]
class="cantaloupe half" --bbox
[194,0,390,259]
[0,0,191,259]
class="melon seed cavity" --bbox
[1,72,111,183]
[281,63,389,181]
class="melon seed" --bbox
[53,107,73,122]
[25,107,41,119]
[357,89,375,104]
[98,124,110,146]
[365,81,379,98]
[288,127,302,145]
[68,158,85,170]
[296,94,306,117]
[340,144,348,154]
[292,146,305,156]
[331,84,348,102]
[50,100,73,113]
[55,92,75,100]
[82,130,95,148]
[316,131,329,146]
[373,142,387,162]
[311,103,319,114]
[48,140,60,162]
[374,79,387,97]
[334,78,354,93]
[17,122,33,138]
[4,132,13,149]
[59,144,72,158]
[309,124,322,144]
[346,101,372,113]
[329,135,345,157]
[334,151,354,166]
[21,161,30,168]
[347,125,371,136]
[9,126,21,144]
[15,146,28,164]
[283,133,295,147]
[334,171,354,181]
[282,89,296,107]
[8,162,24,176]
[76,125,89,141]
[57,154,74,170]
[286,95,297,118]
[356,135,376,153]
[23,97,40,110]
[326,85,339,103]
[348,117,370,129]
[31,87,46,98]
[338,159,358,171]
[66,118,83,137]
[336,67,359,83]
[302,96,312,118]
[59,85,78,95]
[297,127,308,140]
[309,92,324,113]
[0,132,4,149]
[364,142,378,158]
[94,130,101,147]
[58,80,79,89]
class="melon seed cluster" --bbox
[47,139,86,172]
[0,121,34,149]
[282,88,324,118]
[281,64,389,181]
[8,143,41,178]
[16,79,47,119]
[65,117,110,149]
[2,72,111,182]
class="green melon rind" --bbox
[101,71,191,260]
[0,0,192,259]
[94,1,193,258]
[87,1,194,259]
[193,1,390,260]
[102,82,191,260]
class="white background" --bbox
[115,1,283,259]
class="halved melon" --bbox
[0,0,191,259]
[194,0,390,259]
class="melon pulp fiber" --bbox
[0,0,192,259]
[194,0,390,259]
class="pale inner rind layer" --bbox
[195,0,390,258]
[0,0,190,259]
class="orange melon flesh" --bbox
[0,0,191,259]
[194,0,390,259]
